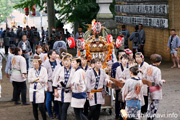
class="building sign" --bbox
[116,0,167,2]
[115,16,168,28]
[115,0,168,28]
[115,5,168,15]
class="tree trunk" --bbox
[47,0,56,37]
[74,22,79,38]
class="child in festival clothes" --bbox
[111,50,125,119]
[71,57,88,120]
[85,58,111,120]
[135,52,149,116]
[115,54,129,119]
[143,54,166,120]
[28,56,47,120]
[116,54,130,82]
[122,65,144,120]
[53,53,75,120]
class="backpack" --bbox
[134,32,139,43]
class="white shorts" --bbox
[170,49,178,54]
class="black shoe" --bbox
[22,102,30,105]
[15,102,21,105]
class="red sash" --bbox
[149,86,161,93]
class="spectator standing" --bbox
[167,29,180,68]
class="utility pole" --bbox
[46,0,56,37]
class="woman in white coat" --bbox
[71,57,88,120]
[53,53,75,120]
[28,56,48,120]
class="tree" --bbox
[14,0,99,27]
[59,0,99,25]
[0,0,13,23]
[0,0,21,23]
[13,0,116,34]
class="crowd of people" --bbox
[118,24,145,57]
[0,24,171,120]
[0,26,71,55]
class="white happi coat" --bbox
[28,66,48,103]
[71,68,87,108]
[43,59,59,92]
[33,53,41,57]
[82,65,91,72]
[85,68,109,106]
[121,68,131,81]
[39,53,48,63]
[115,64,129,89]
[53,66,75,102]
[11,55,27,82]
[137,61,149,96]
[122,77,144,103]
[143,65,163,100]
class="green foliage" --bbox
[0,0,13,23]
[13,0,116,28]
[14,0,99,26]
[13,0,45,11]
[0,0,21,23]
[59,0,99,27]
[110,0,116,18]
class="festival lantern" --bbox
[31,4,36,16]
[67,37,75,48]
[80,38,85,50]
[107,34,113,44]
[92,22,102,34]
[24,8,29,16]
[115,36,124,48]
[77,38,85,50]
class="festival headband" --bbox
[62,52,73,61]
[124,49,132,55]
[135,52,144,59]
[32,58,42,62]
[72,57,81,61]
